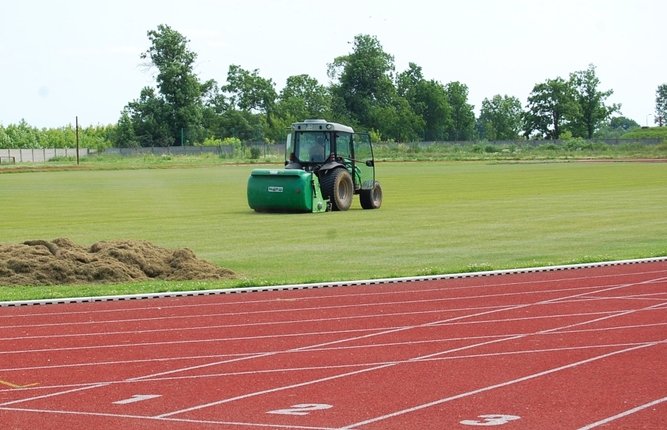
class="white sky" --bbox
[1,0,664,129]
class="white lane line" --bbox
[0,383,111,407]
[335,293,667,427]
[2,341,659,396]
[339,342,664,429]
[7,316,663,374]
[153,276,667,418]
[4,262,666,324]
[4,269,664,419]
[577,396,667,429]
[0,304,514,355]
[0,406,336,430]
[0,283,616,330]
[153,304,532,418]
[4,308,661,371]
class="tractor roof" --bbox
[291,119,354,134]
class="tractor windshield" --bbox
[293,131,331,163]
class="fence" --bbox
[0,148,93,163]
[1,138,661,163]
[103,143,286,158]
[0,144,286,163]
[413,137,663,148]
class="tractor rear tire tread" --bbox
[320,168,353,211]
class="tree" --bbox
[114,111,139,148]
[124,87,173,146]
[397,63,451,141]
[445,82,475,141]
[569,64,619,138]
[276,74,331,123]
[656,84,667,126]
[523,77,578,139]
[593,116,640,138]
[223,65,277,140]
[122,24,206,146]
[396,63,424,99]
[0,126,9,148]
[477,95,523,140]
[224,65,277,115]
[370,97,424,142]
[3,120,40,148]
[328,34,396,129]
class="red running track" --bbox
[1,259,666,429]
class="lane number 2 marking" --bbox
[460,414,521,426]
[268,403,333,416]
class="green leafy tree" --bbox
[328,34,396,129]
[656,83,667,126]
[328,34,425,141]
[4,120,40,148]
[276,74,331,123]
[124,87,173,146]
[80,125,115,150]
[200,80,230,140]
[0,126,10,148]
[123,24,205,146]
[217,110,265,142]
[445,81,475,141]
[523,77,578,139]
[41,127,76,148]
[608,116,640,131]
[223,64,277,140]
[569,64,620,138]
[224,65,277,116]
[396,63,424,101]
[594,116,640,138]
[477,95,523,140]
[397,63,451,141]
[114,111,140,148]
[370,97,424,142]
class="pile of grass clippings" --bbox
[0,238,235,286]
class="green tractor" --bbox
[247,119,383,212]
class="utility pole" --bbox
[75,116,80,165]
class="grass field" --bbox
[1,160,666,301]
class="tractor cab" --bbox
[285,120,375,190]
[285,120,353,170]
[247,119,382,212]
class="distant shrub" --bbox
[565,138,593,151]
[201,137,222,147]
[249,146,261,159]
[622,127,667,139]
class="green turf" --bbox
[1,161,666,301]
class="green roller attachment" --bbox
[247,169,327,213]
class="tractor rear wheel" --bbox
[321,168,353,211]
[360,181,383,209]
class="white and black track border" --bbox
[2,256,666,308]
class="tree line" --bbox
[2,25,666,149]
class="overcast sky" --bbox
[1,0,664,129]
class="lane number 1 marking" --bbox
[460,414,521,426]
[268,403,333,416]
[113,394,162,405]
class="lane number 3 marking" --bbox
[268,403,333,416]
[460,414,521,426]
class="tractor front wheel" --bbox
[360,181,383,209]
[321,168,353,211]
